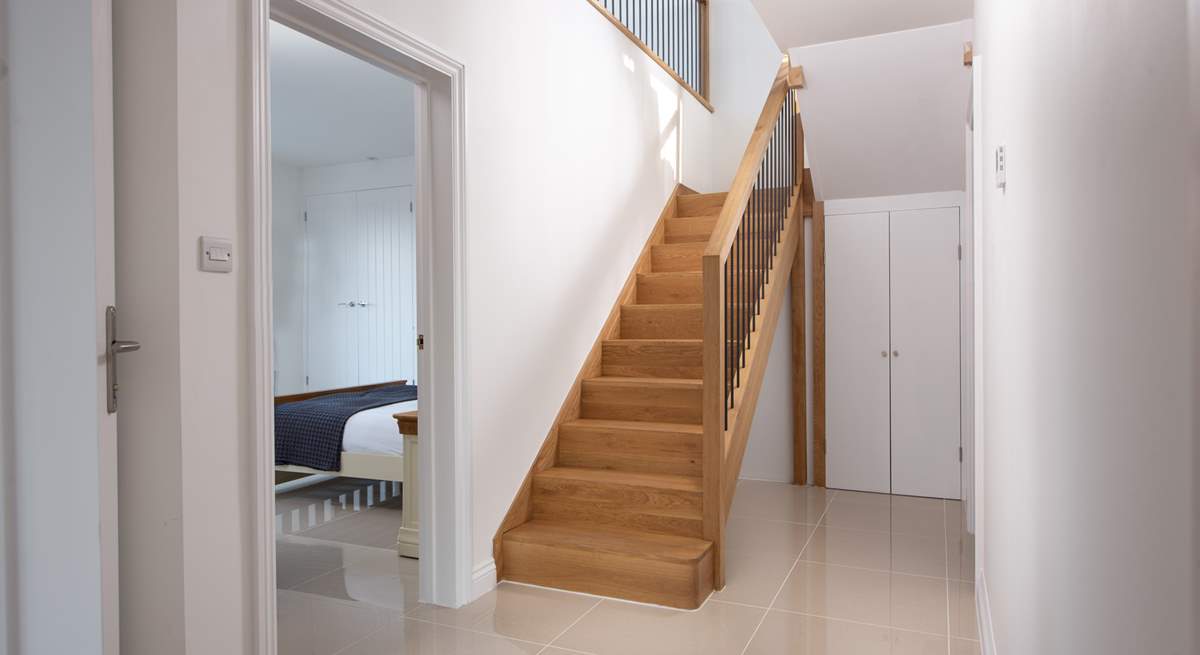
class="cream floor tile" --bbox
[947,531,975,582]
[947,581,979,639]
[552,599,764,655]
[277,536,369,589]
[277,589,392,655]
[540,649,597,655]
[821,495,945,536]
[298,500,404,550]
[773,562,948,635]
[950,638,982,655]
[405,582,598,645]
[744,611,950,655]
[729,480,833,525]
[292,547,420,613]
[710,517,816,606]
[276,479,402,536]
[335,618,544,655]
[801,527,947,578]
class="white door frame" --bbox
[249,1,472,651]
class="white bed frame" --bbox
[274,383,419,558]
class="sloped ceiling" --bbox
[790,21,973,200]
[750,0,972,48]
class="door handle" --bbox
[893,350,900,358]
[106,306,141,413]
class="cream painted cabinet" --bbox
[826,207,961,499]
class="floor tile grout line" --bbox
[400,613,556,650]
[735,488,839,655]
[765,606,967,641]
[786,557,954,582]
[537,598,604,655]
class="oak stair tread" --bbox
[535,466,703,493]
[504,520,712,563]
[582,376,703,390]
[559,418,703,434]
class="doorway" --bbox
[249,1,471,651]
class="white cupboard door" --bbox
[825,212,892,493]
[355,186,417,386]
[889,207,962,499]
[305,192,359,390]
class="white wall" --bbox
[271,156,416,395]
[751,0,972,48]
[788,21,973,200]
[975,1,1196,653]
[272,161,305,394]
[109,0,785,643]
[6,0,111,653]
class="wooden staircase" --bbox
[500,191,724,609]
[495,60,809,609]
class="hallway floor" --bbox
[276,480,980,655]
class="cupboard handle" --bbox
[881,351,888,358]
[893,350,900,357]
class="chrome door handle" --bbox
[357,301,371,307]
[106,306,141,413]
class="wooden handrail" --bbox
[704,60,791,259]
[584,0,713,112]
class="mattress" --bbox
[341,399,417,456]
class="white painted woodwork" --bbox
[825,212,892,494]
[305,186,416,391]
[305,191,360,390]
[889,207,962,499]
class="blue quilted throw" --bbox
[275,384,417,471]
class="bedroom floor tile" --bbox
[297,499,405,550]
[292,545,420,612]
[550,598,764,655]
[276,478,402,537]
[335,619,545,655]
[710,518,816,607]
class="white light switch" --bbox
[995,146,1007,190]
[200,236,233,273]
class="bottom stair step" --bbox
[501,520,714,609]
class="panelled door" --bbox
[305,187,416,391]
[825,208,962,499]
[889,208,961,499]
[826,212,892,494]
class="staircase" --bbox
[501,191,725,609]
[494,60,809,609]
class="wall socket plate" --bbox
[995,145,1007,189]
[199,236,233,273]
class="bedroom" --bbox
[267,18,423,618]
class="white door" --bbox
[355,186,417,386]
[305,192,359,390]
[889,207,962,499]
[825,212,892,494]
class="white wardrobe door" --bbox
[354,186,417,386]
[826,212,892,494]
[889,207,961,499]
[305,192,360,390]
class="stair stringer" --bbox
[491,184,695,581]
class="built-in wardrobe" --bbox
[825,206,961,499]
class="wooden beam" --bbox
[792,114,808,486]
[812,201,826,487]
[964,42,974,67]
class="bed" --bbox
[274,380,420,558]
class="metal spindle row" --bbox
[599,0,704,95]
[724,91,797,427]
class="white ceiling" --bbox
[750,0,972,48]
[791,21,972,200]
[270,21,415,168]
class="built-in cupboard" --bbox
[826,206,961,499]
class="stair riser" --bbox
[502,541,712,609]
[558,426,702,477]
[601,342,703,379]
[532,478,703,538]
[637,275,702,304]
[581,382,702,424]
[620,305,703,340]
[665,216,717,244]
[651,244,704,273]
[677,193,727,217]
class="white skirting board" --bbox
[977,568,997,655]
[471,559,497,601]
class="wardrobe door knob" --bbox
[893,350,900,357]
[881,351,888,358]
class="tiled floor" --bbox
[276,480,980,655]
